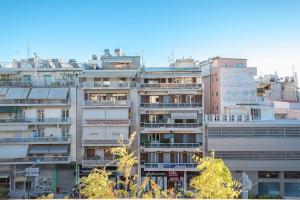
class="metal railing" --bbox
[83,100,128,106]
[144,143,202,148]
[0,80,75,87]
[0,137,70,143]
[140,83,201,89]
[83,139,129,145]
[0,99,69,105]
[140,123,201,128]
[82,157,116,166]
[140,103,202,108]
[144,163,197,169]
[80,82,136,88]
[0,117,70,124]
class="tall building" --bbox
[0,58,80,198]
[138,59,203,192]
[77,49,140,180]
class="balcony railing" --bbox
[0,80,75,87]
[83,139,129,146]
[140,83,201,89]
[140,123,202,128]
[0,99,69,105]
[83,100,129,106]
[0,137,70,143]
[144,163,197,169]
[80,82,136,88]
[82,157,116,166]
[144,142,202,148]
[0,156,70,163]
[0,117,70,124]
[140,103,202,108]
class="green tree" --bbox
[190,151,241,199]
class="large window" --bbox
[285,172,300,179]
[258,182,280,196]
[285,183,300,197]
[251,108,261,120]
[258,171,280,179]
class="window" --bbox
[22,75,31,82]
[43,75,51,84]
[251,108,261,120]
[61,109,69,118]
[119,77,126,82]
[285,183,300,197]
[148,133,160,143]
[216,106,218,110]
[90,133,98,136]
[284,172,300,179]
[61,128,69,138]
[150,96,160,104]
[86,148,95,158]
[216,92,218,96]
[211,92,214,96]
[258,171,280,179]
[258,182,280,196]
[37,128,45,138]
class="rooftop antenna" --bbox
[27,41,30,59]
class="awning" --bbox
[0,145,28,159]
[4,88,30,99]
[48,88,69,99]
[28,145,50,154]
[28,88,50,99]
[48,145,69,153]
[0,88,8,96]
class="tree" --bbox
[190,151,241,199]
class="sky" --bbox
[0,0,299,78]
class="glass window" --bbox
[285,183,300,197]
[258,182,280,196]
[258,171,280,179]
[285,172,300,179]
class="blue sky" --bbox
[0,0,299,77]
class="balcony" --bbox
[0,99,70,106]
[0,156,70,164]
[0,117,71,125]
[140,123,202,132]
[80,82,136,89]
[143,142,202,152]
[0,80,74,87]
[144,163,197,171]
[82,100,129,107]
[140,83,201,89]
[0,137,70,144]
[82,157,116,167]
[140,103,202,109]
[82,139,129,146]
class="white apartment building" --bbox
[0,58,80,198]
[77,49,139,179]
[138,59,203,192]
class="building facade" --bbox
[0,51,299,198]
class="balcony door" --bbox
[37,109,44,122]
[86,149,96,158]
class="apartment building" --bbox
[0,58,80,197]
[200,57,274,119]
[77,49,140,180]
[138,59,203,192]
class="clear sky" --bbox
[0,0,299,78]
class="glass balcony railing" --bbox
[0,80,75,87]
[0,156,70,163]
[0,99,70,105]
[82,157,116,166]
[140,103,202,108]
[144,163,197,169]
[0,137,70,143]
[80,82,136,88]
[140,123,202,128]
[0,117,70,124]
[144,142,202,148]
[140,83,201,89]
[82,100,129,106]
